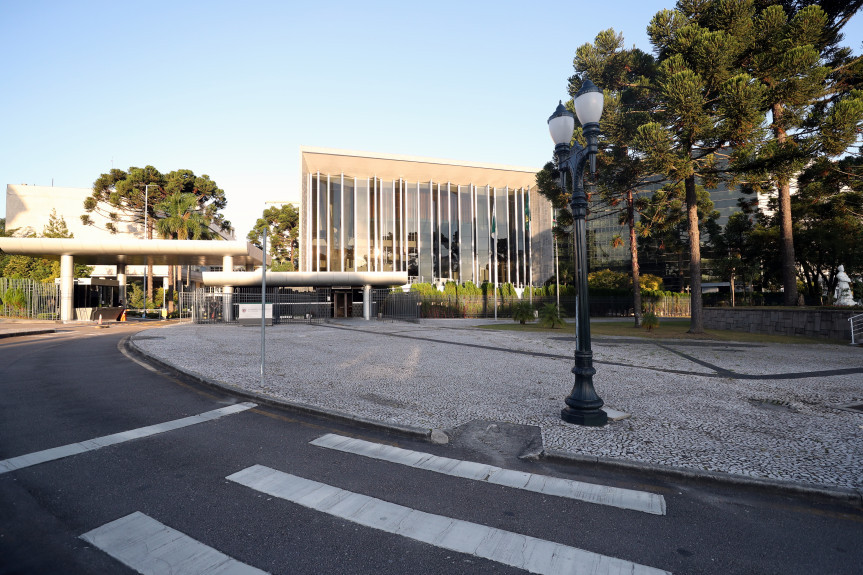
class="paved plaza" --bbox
[129,319,863,495]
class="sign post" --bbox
[261,229,267,386]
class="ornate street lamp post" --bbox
[548,79,607,426]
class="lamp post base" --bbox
[560,406,608,426]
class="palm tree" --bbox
[155,193,213,240]
[154,193,214,313]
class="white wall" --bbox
[6,184,145,240]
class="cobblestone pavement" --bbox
[132,320,863,491]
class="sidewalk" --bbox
[127,319,860,499]
[0,319,57,339]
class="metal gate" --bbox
[180,288,332,324]
[371,289,420,322]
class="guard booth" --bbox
[54,277,123,320]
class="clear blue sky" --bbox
[2,0,862,238]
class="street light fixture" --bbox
[548,79,607,427]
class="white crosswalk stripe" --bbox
[227,464,672,575]
[310,433,666,515]
[81,512,267,575]
[0,402,256,474]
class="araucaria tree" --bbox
[723,0,863,305]
[82,166,230,301]
[570,29,657,326]
[247,204,300,271]
[636,1,766,333]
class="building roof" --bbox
[300,146,540,188]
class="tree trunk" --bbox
[685,175,704,333]
[772,103,799,306]
[627,190,642,327]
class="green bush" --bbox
[538,303,565,329]
[511,301,534,325]
[3,288,27,311]
[642,311,659,331]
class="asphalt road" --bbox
[0,325,861,574]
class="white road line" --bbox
[81,511,267,575]
[228,465,671,575]
[0,402,256,474]
[310,433,666,515]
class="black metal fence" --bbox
[180,288,332,324]
[176,287,688,324]
[400,293,690,319]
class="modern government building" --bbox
[2,148,556,321]
[299,147,554,288]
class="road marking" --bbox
[310,433,666,515]
[0,402,256,474]
[81,511,267,574]
[228,465,670,575]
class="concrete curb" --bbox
[542,449,863,507]
[126,328,863,507]
[0,329,55,339]
[123,333,432,442]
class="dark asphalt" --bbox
[0,325,861,574]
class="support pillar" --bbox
[363,285,371,321]
[117,263,127,307]
[222,255,234,322]
[60,254,74,322]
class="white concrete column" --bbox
[222,255,234,321]
[60,254,74,322]
[116,263,127,307]
[363,285,371,321]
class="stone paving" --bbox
[131,319,863,492]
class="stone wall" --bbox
[703,307,861,341]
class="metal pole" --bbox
[261,229,267,385]
[554,124,606,427]
[554,224,560,313]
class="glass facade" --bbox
[304,171,537,286]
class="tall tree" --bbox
[636,1,766,332]
[570,29,658,326]
[247,204,300,271]
[698,0,863,305]
[83,166,230,302]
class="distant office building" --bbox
[584,176,752,287]
[299,147,553,287]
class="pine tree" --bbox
[697,0,863,305]
[636,1,766,332]
[570,29,658,326]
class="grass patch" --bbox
[477,318,840,345]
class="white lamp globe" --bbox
[548,101,575,146]
[574,79,603,125]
